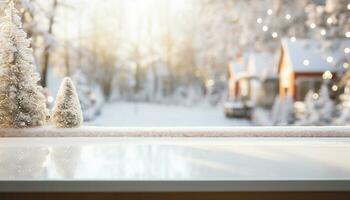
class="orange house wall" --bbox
[278,48,291,100]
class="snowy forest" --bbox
[0,0,350,127]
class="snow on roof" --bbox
[234,71,258,81]
[228,53,250,74]
[228,61,245,75]
[247,52,278,80]
[281,38,348,73]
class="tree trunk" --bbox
[40,0,58,88]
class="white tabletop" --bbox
[0,137,350,192]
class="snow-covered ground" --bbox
[89,102,250,127]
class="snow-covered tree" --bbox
[298,90,319,125]
[72,70,102,121]
[10,0,61,88]
[305,0,350,75]
[271,95,294,125]
[317,83,335,124]
[0,1,49,128]
[271,96,282,125]
[280,95,295,125]
[306,0,350,40]
[335,82,350,125]
[239,0,309,51]
[300,83,335,125]
[51,77,83,128]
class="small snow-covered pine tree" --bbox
[51,77,83,128]
[335,82,350,125]
[280,95,295,125]
[316,83,335,125]
[300,83,335,125]
[271,96,282,125]
[0,1,49,128]
[271,95,294,125]
[72,70,100,121]
[299,90,319,125]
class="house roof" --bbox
[228,54,249,75]
[280,38,349,73]
[248,52,278,80]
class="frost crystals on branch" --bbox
[52,77,83,128]
[0,1,49,128]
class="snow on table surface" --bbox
[1,126,350,137]
[0,137,350,181]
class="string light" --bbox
[320,29,327,36]
[303,59,310,66]
[326,17,333,24]
[312,93,319,100]
[332,85,338,92]
[348,4,350,10]
[285,14,291,20]
[272,32,278,38]
[310,23,316,29]
[47,96,54,103]
[343,62,349,69]
[345,47,350,54]
[262,25,269,32]
[326,56,334,63]
[267,9,273,15]
[346,32,350,38]
[257,18,263,24]
[322,70,333,80]
[290,37,296,42]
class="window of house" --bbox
[297,79,322,101]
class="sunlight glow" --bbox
[121,0,190,43]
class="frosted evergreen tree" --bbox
[316,83,335,125]
[271,96,282,125]
[271,95,294,125]
[335,82,350,125]
[51,77,83,128]
[301,84,335,125]
[298,90,319,125]
[72,70,101,121]
[279,95,295,125]
[0,1,49,128]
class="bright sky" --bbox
[56,0,193,44]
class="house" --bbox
[227,52,279,107]
[227,55,254,101]
[278,38,342,101]
[247,53,279,107]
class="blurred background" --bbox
[1,0,350,126]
